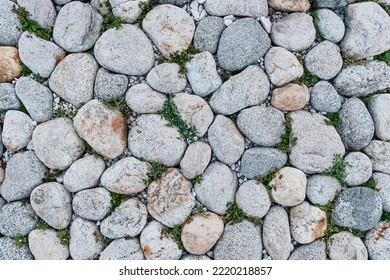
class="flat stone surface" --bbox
[365,141,390,175]
[0,0,22,46]
[2,110,35,152]
[0,46,22,83]
[72,187,111,221]
[100,238,144,260]
[373,172,390,212]
[306,175,341,206]
[364,221,390,260]
[263,206,291,260]
[204,0,268,18]
[30,182,72,230]
[289,240,327,260]
[194,16,225,54]
[0,83,20,112]
[210,65,270,115]
[0,201,36,237]
[0,151,47,202]
[236,180,271,219]
[344,152,372,187]
[328,231,368,260]
[0,237,34,260]
[312,0,347,8]
[94,68,128,101]
[28,229,69,260]
[368,94,390,141]
[126,84,167,114]
[146,63,187,94]
[179,141,211,180]
[194,162,238,215]
[271,83,310,111]
[310,81,341,113]
[94,24,155,75]
[268,0,310,12]
[142,4,195,57]
[290,110,345,174]
[315,9,345,43]
[33,117,85,170]
[333,187,382,231]
[101,157,150,195]
[180,254,211,260]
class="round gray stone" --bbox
[0,201,36,237]
[315,9,345,43]
[72,187,111,221]
[0,0,22,46]
[344,152,373,187]
[94,68,128,101]
[310,81,342,113]
[373,172,390,212]
[214,220,262,260]
[0,236,33,260]
[333,187,382,231]
[328,231,368,260]
[240,147,287,179]
[217,18,271,72]
[0,83,20,112]
[364,140,390,175]
[204,0,268,17]
[364,221,390,260]
[194,16,225,54]
[306,175,341,206]
[289,240,327,260]
[146,63,187,94]
[368,94,390,141]
[100,238,144,260]
[179,141,211,180]
[236,180,271,219]
[237,106,285,147]
[125,83,167,114]
[312,0,347,8]
[28,229,69,260]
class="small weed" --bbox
[35,219,50,230]
[220,71,232,82]
[342,54,370,68]
[374,51,390,65]
[322,154,348,185]
[254,168,281,192]
[195,205,206,214]
[103,96,132,118]
[105,192,127,218]
[12,236,28,248]
[159,94,198,144]
[92,231,100,243]
[84,141,101,158]
[158,45,200,75]
[191,174,202,185]
[13,7,52,40]
[20,62,32,77]
[32,73,44,83]
[361,178,376,190]
[103,237,114,248]
[360,92,376,105]
[381,211,390,222]
[137,0,159,28]
[19,103,29,114]
[309,11,318,20]
[100,1,122,32]
[56,229,71,245]
[276,116,296,155]
[246,215,264,226]
[295,68,319,87]
[224,202,246,225]
[161,225,184,251]
[325,112,341,127]
[20,198,29,207]
[42,169,63,183]
[146,162,167,182]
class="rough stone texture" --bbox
[49,53,98,106]
[146,63,187,94]
[263,206,291,260]
[306,175,341,206]
[180,254,211,260]
[53,1,103,52]
[364,221,390,260]
[72,187,111,221]
[340,2,390,60]
[240,147,287,179]
[194,162,238,215]
[194,16,225,54]
[74,100,127,159]
[270,167,307,207]
[315,9,345,43]
[0,202,36,237]
[333,61,390,97]
[140,220,182,260]
[214,220,262,260]
[186,51,222,97]
[0,151,47,202]
[333,187,382,231]
[28,229,69,260]
[128,114,187,167]
[368,94,390,141]
[217,18,271,72]
[126,84,167,114]
[312,0,347,8]
[148,168,195,228]
[268,0,310,12]
[0,83,20,112]
[373,172,390,212]
[290,202,327,244]
[159,0,190,6]
[33,117,85,170]
[110,0,145,23]
[2,110,35,152]
[94,24,155,75]
[344,152,372,187]
[289,240,327,260]
[204,0,268,18]
[310,81,342,113]
[271,83,310,111]
[173,93,214,137]
[337,97,375,151]
[0,46,22,83]
[63,155,105,193]
[69,217,104,260]
[15,77,53,123]
[365,141,390,175]
[179,141,211,180]
[0,237,34,260]
[237,106,285,146]
[94,68,128,101]
[210,65,270,115]
[236,180,271,218]
[100,238,144,260]
[30,183,72,230]
[305,41,343,80]
[264,47,303,87]
[328,231,368,260]
[142,4,195,57]
[270,13,316,51]
[100,157,149,195]
[0,0,22,46]
[17,0,56,28]
[290,110,346,174]
[101,199,147,238]
[181,212,224,255]
[208,115,244,165]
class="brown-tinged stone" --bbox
[268,0,311,12]
[0,47,22,82]
[271,83,310,111]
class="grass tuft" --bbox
[42,169,63,183]
[191,174,203,185]
[161,225,184,251]
[13,6,52,40]
[324,112,341,127]
[322,154,348,186]
[158,45,200,75]
[12,236,28,248]
[276,116,296,155]
[35,219,50,230]
[146,162,167,182]
[105,192,127,218]
[137,0,159,28]
[100,1,122,32]
[361,178,376,190]
[102,96,133,118]
[254,168,281,193]
[295,68,319,87]
[56,229,71,245]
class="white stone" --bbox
[2,110,35,152]
[28,229,69,260]
[179,141,211,180]
[146,63,187,94]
